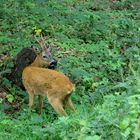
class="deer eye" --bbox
[43,55,46,58]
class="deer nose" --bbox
[49,59,57,66]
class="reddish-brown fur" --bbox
[22,47,75,116]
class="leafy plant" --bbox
[0,0,140,139]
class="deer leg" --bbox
[65,97,76,112]
[48,97,67,116]
[28,93,34,111]
[38,95,43,114]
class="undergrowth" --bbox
[0,0,140,139]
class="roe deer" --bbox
[22,37,76,116]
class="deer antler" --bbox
[40,34,46,47]
[34,35,47,49]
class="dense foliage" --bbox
[0,0,140,139]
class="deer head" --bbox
[34,36,57,69]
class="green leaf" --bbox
[6,94,14,103]
[120,118,130,130]
[85,135,101,140]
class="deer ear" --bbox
[31,46,41,54]
[45,44,52,51]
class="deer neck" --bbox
[30,55,42,67]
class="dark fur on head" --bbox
[9,48,37,89]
